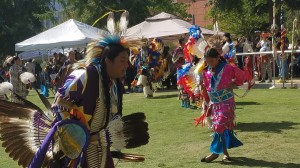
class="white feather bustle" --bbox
[107,118,127,150]
[136,75,153,98]
[137,75,147,86]
[143,86,153,98]
[20,72,36,84]
[0,82,13,95]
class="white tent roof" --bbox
[125,12,216,40]
[15,19,104,51]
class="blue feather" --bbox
[96,35,121,47]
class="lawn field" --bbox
[1,89,300,168]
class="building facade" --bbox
[175,0,212,27]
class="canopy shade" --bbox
[15,19,104,52]
[125,12,216,40]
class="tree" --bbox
[207,0,300,38]
[57,0,189,28]
[0,0,54,59]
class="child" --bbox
[200,48,245,162]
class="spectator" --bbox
[75,49,84,60]
[275,29,289,82]
[0,66,6,83]
[290,39,300,77]
[9,56,28,104]
[55,51,77,88]
[24,59,35,74]
[34,60,43,87]
[236,37,245,69]
[256,32,272,83]
[172,38,185,72]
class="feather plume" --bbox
[107,12,116,34]
[119,11,129,34]
[0,82,13,95]
[20,72,36,84]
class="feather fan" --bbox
[107,112,149,150]
[0,99,53,167]
[20,72,36,84]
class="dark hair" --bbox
[99,44,127,124]
[179,38,184,45]
[28,59,32,62]
[204,48,227,62]
[101,44,129,61]
[204,48,220,58]
[163,46,170,57]
[11,56,20,65]
[224,32,232,43]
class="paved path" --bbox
[239,77,300,89]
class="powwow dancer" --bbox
[0,11,149,168]
[199,48,245,162]
[179,25,253,162]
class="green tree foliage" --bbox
[0,0,53,58]
[57,0,188,28]
[208,0,300,38]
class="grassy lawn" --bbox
[1,89,300,168]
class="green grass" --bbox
[1,89,300,168]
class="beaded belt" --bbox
[208,89,234,103]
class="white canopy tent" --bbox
[18,48,75,60]
[125,12,217,41]
[15,19,104,52]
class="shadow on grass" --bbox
[235,121,299,133]
[236,102,261,106]
[152,94,178,99]
[220,157,300,168]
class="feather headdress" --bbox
[206,34,223,51]
[83,11,142,66]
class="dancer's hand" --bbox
[228,82,236,91]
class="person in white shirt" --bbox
[256,32,272,83]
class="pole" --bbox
[270,0,276,89]
[290,18,298,88]
[280,0,286,89]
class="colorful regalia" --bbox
[202,62,245,154]
[179,25,254,156]
[222,41,236,63]
[0,11,149,168]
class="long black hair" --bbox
[224,32,232,43]
[99,44,129,119]
[11,56,20,65]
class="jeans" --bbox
[276,54,288,79]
